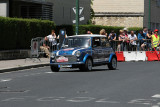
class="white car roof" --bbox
[69,34,106,38]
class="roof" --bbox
[69,34,106,38]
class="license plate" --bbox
[61,65,72,68]
[56,56,68,62]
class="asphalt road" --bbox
[0,62,160,107]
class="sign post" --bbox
[76,0,79,35]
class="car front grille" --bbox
[56,55,77,63]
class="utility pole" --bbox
[148,0,151,29]
[76,0,79,35]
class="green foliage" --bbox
[56,25,124,36]
[0,17,55,50]
[128,27,143,34]
[0,16,143,50]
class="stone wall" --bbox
[93,17,143,28]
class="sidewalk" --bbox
[0,58,50,73]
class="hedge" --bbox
[55,25,143,36]
[0,17,55,50]
[0,16,143,50]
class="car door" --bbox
[92,37,103,63]
[101,37,112,62]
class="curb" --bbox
[0,63,50,73]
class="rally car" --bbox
[50,34,117,72]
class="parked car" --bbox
[50,34,117,72]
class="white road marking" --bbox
[67,97,95,102]
[96,99,120,103]
[152,105,159,107]
[45,72,55,74]
[0,79,12,82]
[128,99,155,105]
[152,94,160,98]
[37,97,66,101]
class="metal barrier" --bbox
[109,39,155,51]
[31,37,59,59]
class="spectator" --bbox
[124,28,130,51]
[128,31,137,51]
[40,37,50,58]
[87,31,93,34]
[108,31,117,50]
[146,30,152,51]
[143,27,148,37]
[100,29,108,38]
[118,30,126,51]
[151,29,160,51]
[138,30,146,51]
[46,30,57,51]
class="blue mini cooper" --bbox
[50,35,117,72]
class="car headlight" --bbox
[75,51,81,57]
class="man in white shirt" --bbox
[128,31,137,51]
[46,30,57,51]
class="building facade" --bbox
[92,0,160,31]
[0,0,91,25]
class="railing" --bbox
[109,39,157,52]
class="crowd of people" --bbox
[40,27,160,58]
[88,27,160,52]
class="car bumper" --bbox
[50,62,85,65]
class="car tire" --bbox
[79,58,93,71]
[108,57,117,70]
[50,65,60,72]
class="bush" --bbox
[0,17,55,50]
[56,25,124,36]
[128,27,143,34]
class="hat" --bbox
[123,28,128,31]
[154,29,159,32]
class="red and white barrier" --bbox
[116,51,160,62]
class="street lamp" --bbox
[76,0,79,35]
[148,0,151,29]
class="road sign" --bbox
[72,7,85,24]
[72,7,84,15]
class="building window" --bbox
[157,0,160,7]
[20,4,53,20]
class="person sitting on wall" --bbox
[40,37,50,58]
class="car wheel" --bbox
[50,65,60,72]
[108,57,117,70]
[80,58,93,71]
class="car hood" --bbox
[56,47,88,56]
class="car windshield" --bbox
[62,37,91,48]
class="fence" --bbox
[30,37,59,59]
[109,39,155,52]
[112,39,160,62]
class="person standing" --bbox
[118,30,126,51]
[146,30,152,51]
[128,31,137,51]
[138,30,146,51]
[151,29,160,51]
[46,30,57,51]
[108,31,117,50]
[124,28,129,51]
[100,29,108,38]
